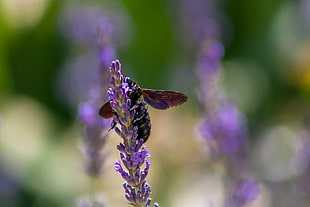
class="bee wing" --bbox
[98,101,114,118]
[142,89,188,110]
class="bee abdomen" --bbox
[131,100,151,143]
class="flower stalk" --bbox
[179,0,260,206]
[61,4,119,206]
[107,60,158,207]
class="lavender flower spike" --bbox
[179,0,260,206]
[108,60,158,207]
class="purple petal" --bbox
[237,178,260,204]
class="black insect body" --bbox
[125,76,142,105]
[120,77,151,143]
[131,100,151,143]
[99,76,188,143]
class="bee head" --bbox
[124,76,132,84]
[124,76,137,89]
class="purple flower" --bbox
[78,97,110,178]
[180,0,260,206]
[198,103,248,155]
[196,40,259,207]
[198,41,224,75]
[99,47,116,71]
[107,60,158,207]
[0,165,19,201]
[179,0,223,46]
[237,178,260,203]
[61,5,117,179]
[60,4,118,48]
[225,178,260,207]
[77,32,116,179]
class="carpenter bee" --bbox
[99,77,188,142]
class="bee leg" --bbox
[108,120,117,132]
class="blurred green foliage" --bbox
[1,1,69,122]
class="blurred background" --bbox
[1,0,310,207]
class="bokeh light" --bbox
[1,0,50,29]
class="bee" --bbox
[99,76,188,143]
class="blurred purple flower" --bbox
[196,29,259,207]
[197,41,224,75]
[60,8,107,45]
[179,0,223,47]
[60,5,122,207]
[60,2,132,49]
[298,133,310,172]
[79,99,105,128]
[293,126,310,206]
[99,47,116,71]
[226,178,260,207]
[77,21,116,177]
[198,103,248,155]
[180,0,260,206]
[58,2,130,109]
[237,178,260,203]
[59,3,119,180]
[0,164,19,206]
[107,60,158,207]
